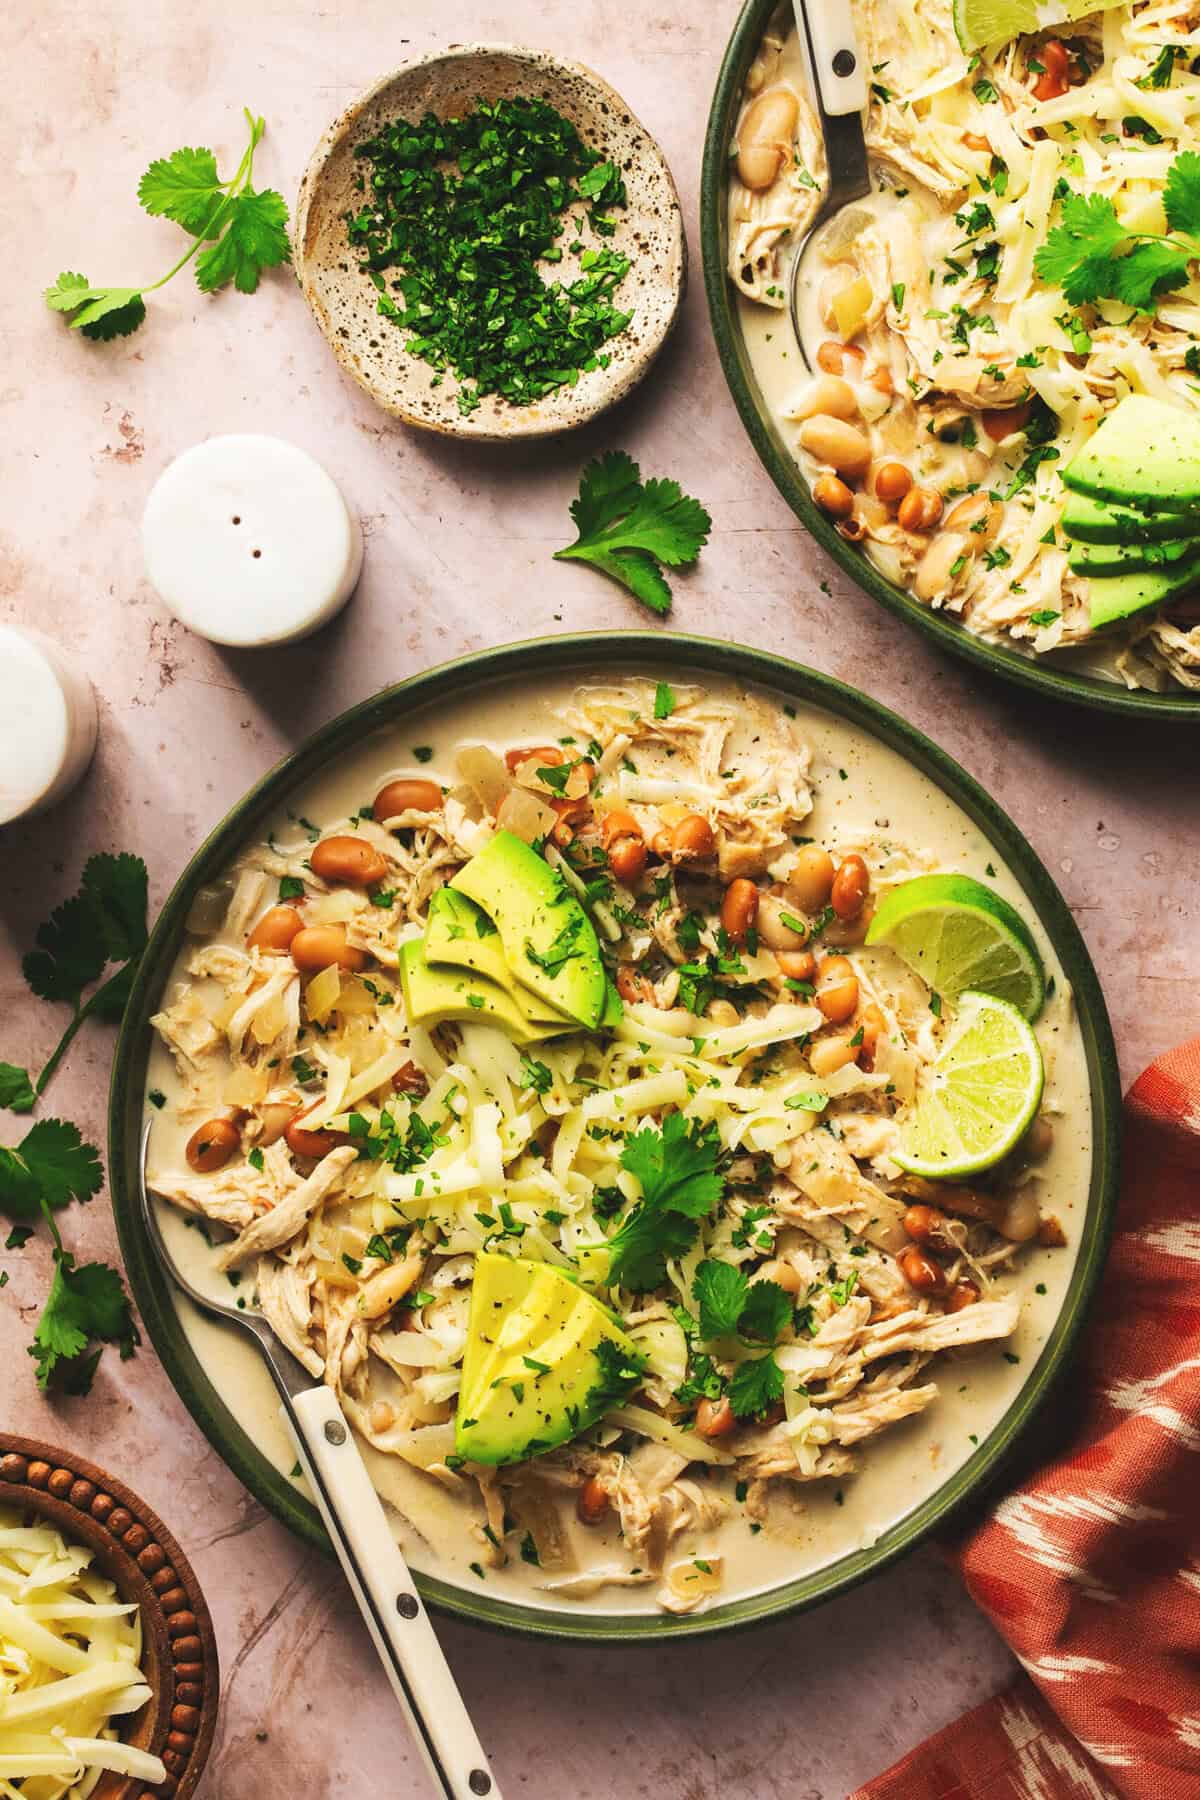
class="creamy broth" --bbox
[144,667,1091,1616]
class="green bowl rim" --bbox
[109,629,1121,1642]
[699,0,1200,720]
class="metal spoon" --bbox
[788,0,872,367]
[139,1125,500,1800]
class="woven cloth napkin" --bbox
[852,1039,1200,1800]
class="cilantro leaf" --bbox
[137,146,226,237]
[30,1254,138,1392]
[1108,239,1192,310]
[46,111,287,343]
[195,187,291,293]
[1164,150,1200,239]
[0,1121,103,1219]
[555,453,711,617]
[738,1279,794,1345]
[606,1116,723,1291]
[78,295,148,341]
[654,680,676,720]
[1034,162,1200,313]
[83,854,150,962]
[1034,193,1126,298]
[621,1114,723,1220]
[0,1064,36,1115]
[693,1260,748,1339]
[19,854,150,1098]
[604,1207,698,1293]
[569,451,644,538]
[44,271,96,312]
[23,894,109,1004]
[727,1352,784,1419]
[583,1337,646,1416]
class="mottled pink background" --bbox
[3,3,1196,1795]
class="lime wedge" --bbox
[865,873,1045,1021]
[953,0,1121,52]
[896,990,1044,1179]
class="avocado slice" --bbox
[426,888,575,1031]
[1062,488,1200,545]
[456,1253,645,1465]
[1069,536,1198,577]
[399,940,573,1046]
[1062,394,1200,508]
[1085,549,1200,629]
[452,831,606,1030]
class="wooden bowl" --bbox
[294,43,686,440]
[0,1436,218,1800]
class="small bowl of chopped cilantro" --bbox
[295,44,686,438]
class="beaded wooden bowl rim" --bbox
[0,1436,219,1800]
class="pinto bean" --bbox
[608,834,648,884]
[813,475,855,520]
[186,1119,239,1174]
[310,836,390,888]
[946,1281,981,1313]
[1032,38,1070,100]
[669,814,716,862]
[291,925,366,974]
[392,1061,429,1096]
[897,487,944,533]
[720,878,759,946]
[898,1244,947,1294]
[873,461,913,505]
[815,955,859,1023]
[285,1106,351,1160]
[576,1477,611,1525]
[374,779,443,819]
[830,853,869,920]
[695,1397,736,1440]
[247,905,304,954]
[982,402,1033,441]
[616,963,655,1005]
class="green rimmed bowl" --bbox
[700,0,1200,719]
[109,631,1120,1641]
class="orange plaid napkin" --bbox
[853,1039,1200,1800]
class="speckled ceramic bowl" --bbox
[294,45,686,440]
[0,1437,218,1799]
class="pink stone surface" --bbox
[3,4,1197,1797]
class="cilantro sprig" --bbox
[1034,152,1200,312]
[12,855,149,1105]
[45,110,289,341]
[604,1114,723,1290]
[0,1119,137,1393]
[692,1260,793,1345]
[554,452,712,617]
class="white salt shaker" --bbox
[142,434,364,648]
[0,625,99,825]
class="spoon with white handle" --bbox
[139,1125,500,1800]
[788,0,872,367]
